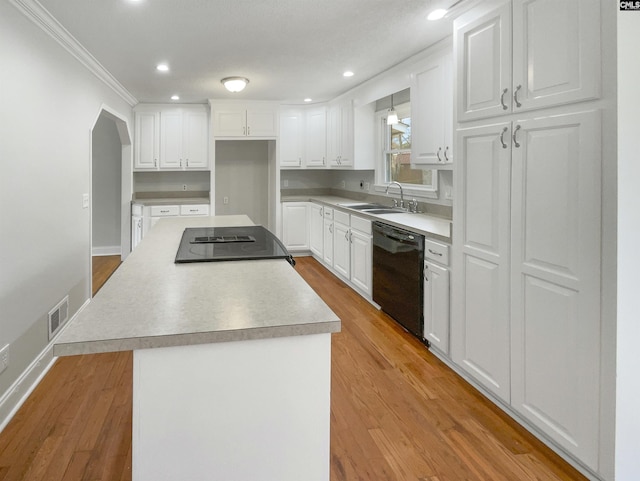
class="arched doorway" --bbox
[90,106,132,296]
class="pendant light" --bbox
[387,93,398,125]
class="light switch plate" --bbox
[82,193,90,209]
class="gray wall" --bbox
[0,2,133,400]
[92,115,122,253]
[215,141,269,226]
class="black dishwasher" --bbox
[372,222,425,338]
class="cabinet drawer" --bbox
[424,239,449,266]
[350,215,371,235]
[323,207,334,220]
[150,205,179,216]
[180,204,210,216]
[132,203,143,216]
[334,210,350,226]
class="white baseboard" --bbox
[92,245,121,256]
[0,298,91,433]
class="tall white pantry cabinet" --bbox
[451,0,604,476]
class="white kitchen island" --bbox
[53,215,341,481]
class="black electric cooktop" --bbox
[174,225,295,266]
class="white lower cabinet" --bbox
[323,208,334,266]
[281,202,309,251]
[133,203,209,250]
[453,109,602,470]
[309,203,324,258]
[423,239,451,355]
[349,221,372,297]
[332,211,351,279]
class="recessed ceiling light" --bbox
[427,8,447,20]
[304,98,313,102]
[156,63,169,72]
[343,71,354,78]
[171,95,180,100]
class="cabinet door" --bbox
[214,109,246,137]
[511,0,600,113]
[509,110,601,468]
[412,58,446,164]
[327,104,340,166]
[423,262,450,354]
[306,108,327,167]
[333,222,351,279]
[456,1,512,122]
[247,109,278,137]
[160,110,183,169]
[338,100,353,166]
[281,203,309,250]
[183,110,209,169]
[309,204,324,258]
[279,110,303,168]
[452,121,512,403]
[134,112,159,170]
[323,219,334,265]
[131,216,143,250]
[350,230,371,296]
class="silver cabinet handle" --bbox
[329,223,333,234]
[513,125,522,148]
[298,158,302,166]
[345,230,350,241]
[444,146,449,161]
[500,88,509,110]
[180,159,183,167]
[319,207,324,217]
[154,159,158,167]
[322,157,325,165]
[243,126,246,135]
[186,159,189,167]
[500,127,508,149]
[424,265,429,281]
[514,84,522,108]
[436,147,442,162]
[247,126,250,135]
[428,249,443,257]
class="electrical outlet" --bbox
[82,193,89,209]
[223,196,229,205]
[0,344,9,375]
[364,182,370,191]
[444,187,453,200]
[284,179,289,187]
[340,180,346,189]
[182,184,187,191]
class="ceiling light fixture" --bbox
[304,98,313,102]
[156,63,169,72]
[221,77,249,93]
[427,8,447,20]
[387,93,398,125]
[343,71,354,78]
[171,95,180,100]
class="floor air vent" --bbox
[48,296,69,340]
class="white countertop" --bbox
[53,215,341,356]
[290,195,452,239]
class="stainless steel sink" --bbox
[363,208,406,214]
[338,203,389,210]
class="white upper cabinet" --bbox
[305,107,327,168]
[134,106,209,171]
[212,102,278,138]
[455,0,600,122]
[279,109,303,168]
[134,111,160,170]
[411,49,454,167]
[327,100,354,167]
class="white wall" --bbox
[615,10,640,480]
[215,141,270,226]
[0,1,133,400]
[92,114,122,254]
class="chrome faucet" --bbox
[385,181,405,209]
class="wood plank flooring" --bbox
[0,256,588,480]
[92,255,122,297]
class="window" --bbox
[378,102,437,194]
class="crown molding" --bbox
[9,0,138,107]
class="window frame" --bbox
[374,105,438,199]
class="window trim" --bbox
[374,108,438,200]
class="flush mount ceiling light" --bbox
[171,95,180,100]
[304,98,313,102]
[343,71,354,78]
[221,77,249,93]
[156,63,169,72]
[427,8,447,20]
[387,93,398,125]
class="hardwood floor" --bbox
[0,256,587,480]
[92,255,122,297]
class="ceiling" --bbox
[37,0,464,105]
